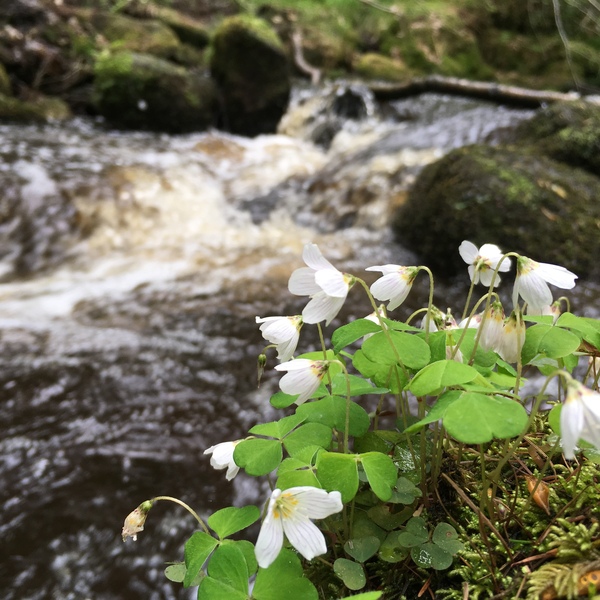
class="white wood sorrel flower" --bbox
[560,380,600,460]
[254,486,343,568]
[203,440,240,481]
[288,243,354,326]
[275,358,329,404]
[256,315,303,362]
[365,264,419,310]
[512,255,577,310]
[458,241,511,287]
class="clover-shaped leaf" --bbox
[344,536,380,562]
[432,523,464,555]
[334,558,366,591]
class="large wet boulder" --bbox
[393,144,600,279]
[210,15,290,136]
[510,101,600,176]
[93,51,219,133]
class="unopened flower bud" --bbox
[122,500,154,542]
[257,353,267,387]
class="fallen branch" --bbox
[291,30,321,85]
[368,74,596,107]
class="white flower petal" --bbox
[561,396,584,460]
[366,264,402,275]
[290,487,343,519]
[225,463,240,481]
[275,358,313,372]
[370,273,411,311]
[282,518,327,561]
[274,332,300,362]
[275,361,326,404]
[518,272,553,309]
[302,243,336,271]
[467,264,477,284]
[536,263,577,289]
[288,267,321,296]
[255,506,284,569]
[479,268,500,288]
[315,269,349,298]
[302,292,345,326]
[459,240,478,264]
[204,441,240,480]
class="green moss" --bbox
[353,53,410,82]
[210,15,290,135]
[393,144,600,278]
[0,93,71,122]
[93,51,218,132]
[512,101,600,175]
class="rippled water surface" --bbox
[1,89,597,599]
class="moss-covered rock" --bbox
[510,101,600,176]
[393,144,600,279]
[74,9,182,60]
[210,15,290,136]
[353,53,410,82]
[93,51,218,132]
[0,92,71,121]
[152,6,211,48]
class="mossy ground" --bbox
[304,436,600,599]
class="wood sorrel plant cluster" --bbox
[122,242,600,599]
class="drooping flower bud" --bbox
[257,353,267,387]
[122,500,154,542]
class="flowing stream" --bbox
[1,85,596,599]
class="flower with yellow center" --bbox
[254,486,343,568]
[274,358,330,404]
[459,241,511,287]
[288,243,355,326]
[255,315,303,362]
[365,264,419,311]
[512,256,577,310]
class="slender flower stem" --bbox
[451,292,497,361]
[461,267,478,321]
[151,496,210,534]
[419,266,435,343]
[355,277,409,380]
[514,310,524,395]
[317,322,334,387]
[333,360,353,454]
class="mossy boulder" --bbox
[0,92,71,122]
[210,15,290,136]
[510,101,600,176]
[151,6,211,49]
[75,9,182,60]
[93,51,218,132]
[393,144,600,279]
[353,53,410,82]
